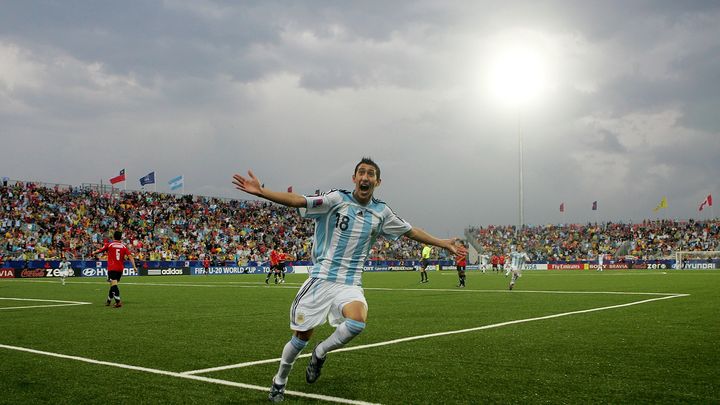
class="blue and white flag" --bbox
[168,175,184,191]
[139,172,155,186]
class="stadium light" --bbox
[486,42,550,233]
[487,47,548,108]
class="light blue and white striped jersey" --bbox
[300,189,412,286]
[510,251,530,269]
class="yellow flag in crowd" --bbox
[653,196,668,212]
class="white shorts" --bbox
[59,270,69,277]
[289,277,367,331]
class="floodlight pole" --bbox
[517,111,524,236]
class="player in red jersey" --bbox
[455,241,467,288]
[491,255,499,272]
[90,230,137,308]
[203,256,211,275]
[277,247,295,284]
[267,248,282,284]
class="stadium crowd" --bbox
[2,181,718,263]
[468,219,720,261]
[0,181,423,262]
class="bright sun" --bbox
[485,31,553,108]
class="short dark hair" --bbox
[113,230,122,240]
[354,157,381,180]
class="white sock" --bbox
[274,335,308,384]
[511,273,518,284]
[316,320,366,358]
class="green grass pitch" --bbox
[1,270,718,404]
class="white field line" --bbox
[0,343,380,405]
[441,271,670,276]
[3,279,689,297]
[5,279,304,288]
[0,297,92,311]
[181,292,688,376]
[365,288,685,296]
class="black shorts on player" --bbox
[108,271,122,282]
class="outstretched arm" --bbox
[232,170,306,208]
[404,227,467,257]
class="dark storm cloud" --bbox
[0,1,280,82]
[1,1,719,234]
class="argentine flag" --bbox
[168,175,184,191]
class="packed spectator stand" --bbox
[467,219,720,262]
[1,180,423,263]
[2,180,718,264]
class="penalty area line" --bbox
[0,297,92,311]
[0,343,380,405]
[182,293,688,376]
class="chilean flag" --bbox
[699,194,713,211]
[559,202,565,212]
[109,169,126,184]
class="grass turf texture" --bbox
[1,270,718,404]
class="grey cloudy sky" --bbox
[1,0,719,236]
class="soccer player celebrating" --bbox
[233,157,465,403]
[90,230,137,308]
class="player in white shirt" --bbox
[479,254,490,273]
[508,246,530,290]
[597,252,604,272]
[58,258,71,285]
[233,157,466,403]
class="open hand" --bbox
[232,170,263,196]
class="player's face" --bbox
[352,163,381,204]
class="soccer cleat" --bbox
[105,300,112,306]
[305,345,326,384]
[268,378,285,403]
[509,284,514,290]
[113,301,123,308]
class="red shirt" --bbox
[499,255,506,265]
[455,253,467,266]
[98,241,131,272]
[270,250,281,266]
